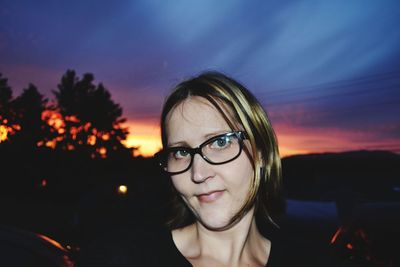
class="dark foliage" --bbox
[11,83,53,147]
[52,70,130,158]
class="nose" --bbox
[191,153,213,183]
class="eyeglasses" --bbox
[155,131,247,175]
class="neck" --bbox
[180,208,269,266]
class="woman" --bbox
[154,71,284,267]
[76,71,285,267]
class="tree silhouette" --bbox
[0,73,16,143]
[53,70,130,158]
[0,73,12,106]
[11,83,53,148]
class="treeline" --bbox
[0,70,133,158]
[0,70,142,198]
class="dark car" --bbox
[0,225,74,267]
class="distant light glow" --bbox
[117,185,128,195]
[346,243,353,250]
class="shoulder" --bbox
[264,223,342,267]
[76,224,190,267]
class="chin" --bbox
[195,212,236,231]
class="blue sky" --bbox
[1,0,399,155]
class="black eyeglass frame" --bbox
[155,131,247,175]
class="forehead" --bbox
[165,96,233,145]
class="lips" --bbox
[197,190,225,203]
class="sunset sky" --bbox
[1,0,399,157]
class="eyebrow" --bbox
[168,130,231,148]
[203,130,230,139]
[167,141,189,147]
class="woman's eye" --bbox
[174,149,190,159]
[210,137,231,149]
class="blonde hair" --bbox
[160,71,283,229]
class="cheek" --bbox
[235,168,253,196]
[171,175,190,196]
[226,165,254,210]
[228,156,254,186]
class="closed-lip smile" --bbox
[196,190,225,203]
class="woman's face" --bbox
[165,96,254,230]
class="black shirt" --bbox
[76,220,348,267]
[76,225,286,267]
